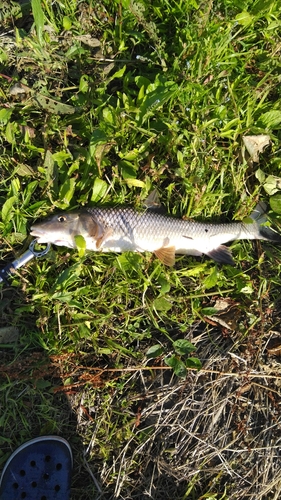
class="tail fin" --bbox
[250,202,281,243]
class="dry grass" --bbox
[65,320,281,499]
[1,301,281,499]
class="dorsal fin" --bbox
[249,202,267,221]
[144,189,163,211]
[154,246,176,266]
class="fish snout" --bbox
[30,226,50,243]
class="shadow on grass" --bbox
[0,284,195,500]
[0,285,97,500]
[1,284,281,500]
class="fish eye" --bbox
[58,215,66,223]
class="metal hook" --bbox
[29,239,51,258]
[0,239,51,283]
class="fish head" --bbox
[30,211,99,248]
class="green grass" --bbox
[1,0,281,498]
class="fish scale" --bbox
[86,207,244,249]
[30,202,281,266]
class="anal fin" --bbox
[154,246,176,266]
[206,245,235,265]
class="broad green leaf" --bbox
[259,110,281,129]
[204,268,218,289]
[108,65,126,81]
[102,107,114,124]
[11,177,20,195]
[125,178,145,188]
[79,75,89,93]
[2,196,18,223]
[44,149,54,180]
[165,355,187,378]
[35,379,52,389]
[117,254,132,273]
[157,276,170,295]
[52,151,72,167]
[186,357,202,370]
[119,160,137,179]
[31,0,45,45]
[78,323,91,338]
[121,150,139,161]
[0,108,12,125]
[55,264,83,286]
[243,216,254,224]
[251,0,277,15]
[263,175,281,196]
[119,0,130,8]
[235,11,254,26]
[146,344,164,359]
[59,177,76,206]
[138,87,176,125]
[44,149,58,194]
[137,85,146,103]
[89,129,108,156]
[22,180,38,207]
[153,297,173,312]
[91,178,108,202]
[173,339,196,355]
[0,48,8,63]
[116,253,143,274]
[182,263,207,277]
[5,121,16,144]
[270,194,281,214]
[135,75,151,90]
[63,16,72,30]
[267,20,281,30]
[74,235,86,258]
[16,163,36,177]
[50,292,83,306]
[219,118,240,133]
[255,168,266,184]
[34,94,76,114]
[200,307,218,316]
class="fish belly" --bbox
[92,229,205,256]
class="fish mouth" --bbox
[30,227,71,247]
[30,227,45,239]
[30,227,53,244]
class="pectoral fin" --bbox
[154,246,176,266]
[206,245,235,265]
[96,228,113,249]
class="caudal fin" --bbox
[250,202,281,243]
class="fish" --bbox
[30,197,281,266]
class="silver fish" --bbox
[30,201,281,266]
